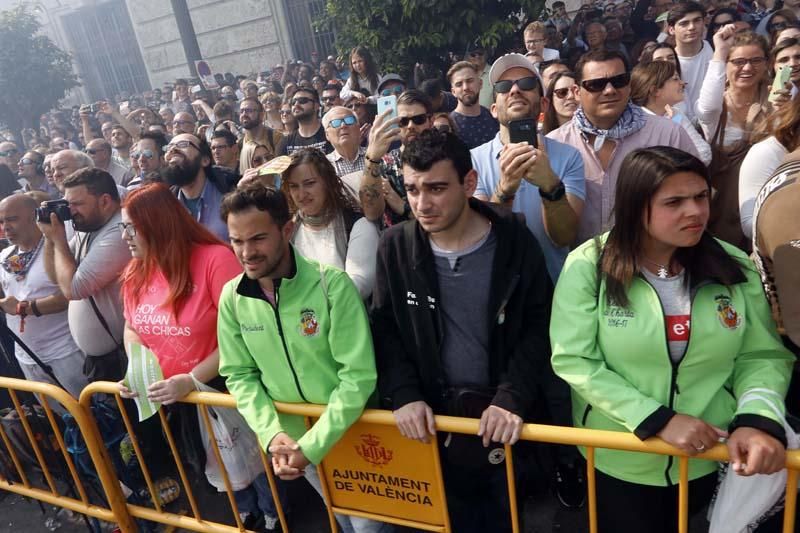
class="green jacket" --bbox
[217,247,377,465]
[551,235,794,486]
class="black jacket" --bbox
[370,198,553,419]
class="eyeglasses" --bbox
[252,156,268,166]
[493,76,540,94]
[728,56,767,68]
[328,115,358,129]
[164,140,200,152]
[580,72,631,92]
[280,110,292,116]
[434,124,452,133]
[118,222,136,238]
[291,97,314,106]
[84,148,103,155]
[0,149,18,157]
[398,113,429,127]
[552,87,573,99]
[132,149,155,160]
[380,86,404,97]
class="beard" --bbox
[458,93,479,107]
[72,212,104,233]
[163,156,202,187]
[241,116,258,130]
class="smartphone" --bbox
[377,95,398,128]
[769,65,792,103]
[508,118,538,148]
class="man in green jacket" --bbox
[217,183,390,533]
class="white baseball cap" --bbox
[489,53,544,89]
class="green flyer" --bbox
[124,342,164,421]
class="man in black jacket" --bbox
[371,130,552,532]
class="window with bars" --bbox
[60,0,150,101]
[283,0,336,63]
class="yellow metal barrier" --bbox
[0,377,135,532]
[0,377,787,533]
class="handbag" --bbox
[441,387,506,471]
[708,388,799,533]
[191,376,265,492]
[705,100,763,252]
[84,296,127,382]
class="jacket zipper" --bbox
[273,285,309,402]
[641,276,691,486]
[581,404,592,426]
[494,274,520,322]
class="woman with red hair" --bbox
[116,183,283,529]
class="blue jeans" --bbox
[234,473,288,520]
[304,463,394,533]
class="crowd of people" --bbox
[0,0,799,531]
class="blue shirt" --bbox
[450,107,499,149]
[177,177,229,242]
[471,134,586,281]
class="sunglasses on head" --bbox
[381,86,404,97]
[291,97,314,106]
[398,114,429,127]
[434,124,452,133]
[552,87,573,99]
[493,76,540,94]
[328,115,358,129]
[580,72,631,92]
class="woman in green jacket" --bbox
[550,146,794,533]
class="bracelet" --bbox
[494,186,516,204]
[30,299,41,317]
[365,155,382,165]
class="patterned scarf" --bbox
[1,237,44,281]
[573,102,647,152]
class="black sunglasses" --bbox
[398,114,429,127]
[552,87,572,99]
[291,97,314,106]
[580,72,631,93]
[493,76,540,94]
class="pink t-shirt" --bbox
[123,244,242,378]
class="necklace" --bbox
[642,256,673,279]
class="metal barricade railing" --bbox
[0,377,135,532]
[2,379,786,533]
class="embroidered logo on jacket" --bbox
[299,309,319,337]
[714,295,741,330]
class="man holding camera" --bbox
[0,193,87,400]
[39,168,130,382]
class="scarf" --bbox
[573,102,647,152]
[1,237,44,281]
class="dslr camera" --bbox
[36,199,72,224]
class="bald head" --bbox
[86,138,112,169]
[0,193,40,248]
[173,112,196,134]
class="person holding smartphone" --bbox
[470,52,587,508]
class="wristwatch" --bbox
[539,181,566,202]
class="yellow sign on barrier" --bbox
[319,421,448,526]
